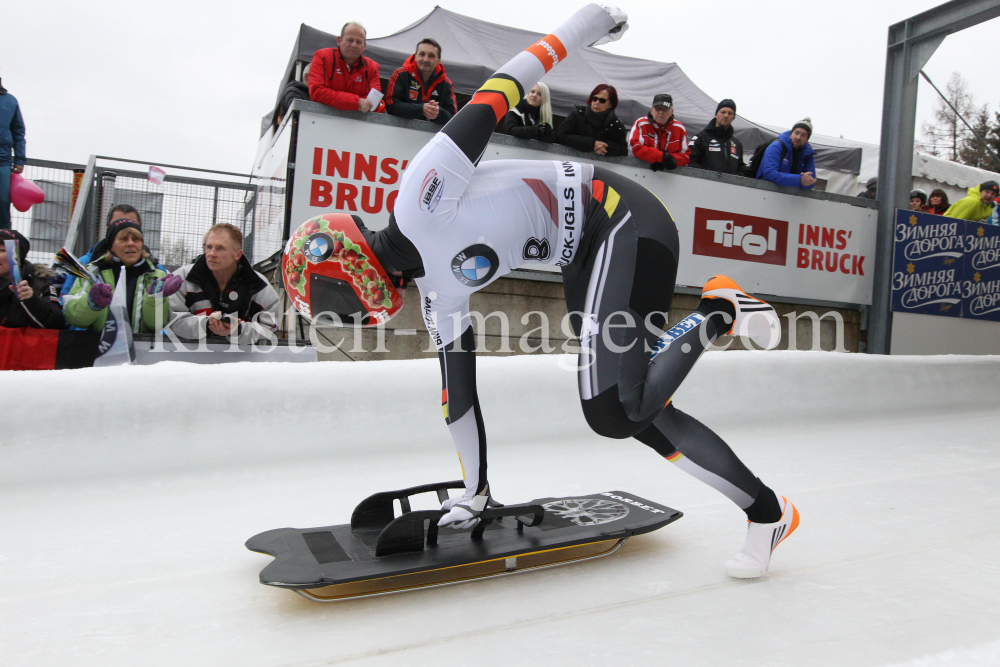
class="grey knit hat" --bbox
[792,117,813,138]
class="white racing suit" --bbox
[383,4,782,528]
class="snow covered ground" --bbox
[2,352,998,666]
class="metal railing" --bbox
[14,156,283,269]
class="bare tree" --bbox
[957,105,1000,171]
[920,72,976,161]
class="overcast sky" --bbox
[3,0,995,175]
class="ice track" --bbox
[2,352,999,667]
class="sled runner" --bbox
[246,481,682,602]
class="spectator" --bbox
[628,94,691,172]
[61,204,146,300]
[757,117,817,189]
[503,83,554,142]
[857,177,877,200]
[167,223,279,344]
[554,84,628,157]
[386,39,457,126]
[944,181,998,221]
[688,98,743,175]
[909,189,931,213]
[308,22,385,114]
[988,199,1000,226]
[0,78,27,231]
[275,77,309,127]
[0,229,64,329]
[928,188,949,215]
[63,219,177,333]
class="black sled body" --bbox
[246,481,682,601]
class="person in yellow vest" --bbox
[944,180,998,221]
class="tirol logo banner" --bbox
[890,209,1000,321]
[692,208,788,266]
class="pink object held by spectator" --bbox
[10,173,45,212]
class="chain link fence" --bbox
[12,157,283,270]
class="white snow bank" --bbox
[4,352,997,487]
[884,638,1000,667]
[3,351,998,667]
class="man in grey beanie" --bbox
[756,116,817,189]
[689,98,746,176]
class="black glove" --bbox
[661,153,678,170]
[535,123,553,141]
[650,160,666,173]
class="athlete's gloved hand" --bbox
[146,274,183,297]
[591,5,629,46]
[438,493,490,530]
[88,283,114,310]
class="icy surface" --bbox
[1,352,998,666]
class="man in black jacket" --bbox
[0,229,64,329]
[688,99,746,176]
[167,224,279,343]
[386,39,457,126]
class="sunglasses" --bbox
[591,95,610,104]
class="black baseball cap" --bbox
[652,94,672,108]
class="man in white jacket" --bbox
[167,224,279,344]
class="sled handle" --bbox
[351,480,465,534]
[374,503,546,557]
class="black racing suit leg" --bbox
[562,167,781,522]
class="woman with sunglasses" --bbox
[554,84,628,157]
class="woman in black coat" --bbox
[554,83,628,157]
[503,82,554,142]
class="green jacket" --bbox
[944,185,993,222]
[63,257,170,333]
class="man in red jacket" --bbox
[628,94,690,172]
[386,38,457,125]
[308,22,385,114]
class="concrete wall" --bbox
[890,312,1000,355]
[294,273,866,362]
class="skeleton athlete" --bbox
[292,4,798,578]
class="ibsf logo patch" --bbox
[692,207,788,266]
[451,244,499,287]
[419,169,445,212]
[304,232,334,263]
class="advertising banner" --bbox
[290,111,877,305]
[963,219,1000,322]
[891,209,1000,321]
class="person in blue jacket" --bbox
[756,117,817,189]
[0,78,27,231]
